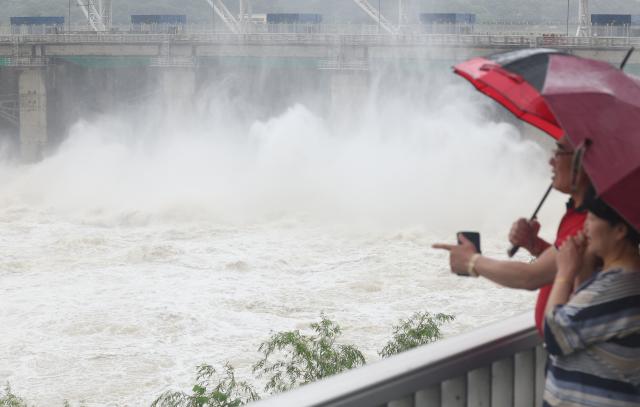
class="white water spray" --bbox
[0,65,563,405]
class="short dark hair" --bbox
[584,186,640,246]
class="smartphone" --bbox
[454,231,481,277]
[457,231,481,254]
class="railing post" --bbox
[388,396,413,407]
[442,376,466,407]
[468,366,491,407]
[415,385,440,407]
[491,358,514,407]
[514,350,535,407]
[535,345,547,407]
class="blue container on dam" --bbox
[419,13,476,25]
[130,15,186,33]
[591,14,632,37]
[266,13,323,24]
[131,15,187,25]
[419,13,475,34]
[591,14,632,26]
[10,16,65,34]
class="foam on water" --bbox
[0,68,565,405]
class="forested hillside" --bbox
[2,0,640,25]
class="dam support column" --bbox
[325,45,370,121]
[330,69,370,113]
[160,64,197,116]
[19,68,48,162]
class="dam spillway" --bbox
[1,29,640,161]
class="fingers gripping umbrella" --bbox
[455,48,640,233]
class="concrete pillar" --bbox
[328,45,370,121]
[19,69,47,162]
[161,67,196,116]
[329,69,370,119]
[99,68,117,113]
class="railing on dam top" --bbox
[0,22,625,36]
[249,313,546,407]
[0,31,639,50]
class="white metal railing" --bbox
[318,59,369,71]
[0,56,49,66]
[0,22,638,37]
[149,56,196,67]
[249,313,546,407]
[1,32,639,50]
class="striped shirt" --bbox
[543,269,640,406]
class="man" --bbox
[433,136,589,335]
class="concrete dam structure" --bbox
[1,30,639,162]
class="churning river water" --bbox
[0,78,564,406]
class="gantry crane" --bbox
[76,0,112,32]
[352,0,398,34]
[76,0,246,33]
[76,0,592,37]
[76,0,403,35]
[576,0,591,37]
[205,0,240,33]
[203,0,253,33]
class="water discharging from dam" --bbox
[0,62,562,405]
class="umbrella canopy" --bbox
[454,48,564,139]
[542,54,640,232]
[455,49,640,231]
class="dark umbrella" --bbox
[542,53,640,231]
[454,48,640,232]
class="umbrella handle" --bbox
[621,47,635,70]
[507,184,554,258]
[507,245,520,258]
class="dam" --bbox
[1,28,639,161]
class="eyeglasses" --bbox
[552,145,574,157]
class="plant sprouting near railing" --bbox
[379,312,455,358]
[1,383,28,407]
[152,364,259,407]
[252,314,366,394]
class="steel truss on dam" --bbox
[53,0,414,35]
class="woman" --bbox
[544,189,640,406]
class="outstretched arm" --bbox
[475,247,556,290]
[433,235,556,290]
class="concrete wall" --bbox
[18,69,47,162]
[329,69,369,120]
[161,67,196,114]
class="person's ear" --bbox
[613,222,629,243]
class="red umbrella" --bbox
[454,49,564,139]
[454,49,640,232]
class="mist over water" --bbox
[0,63,563,405]
[1,69,554,232]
